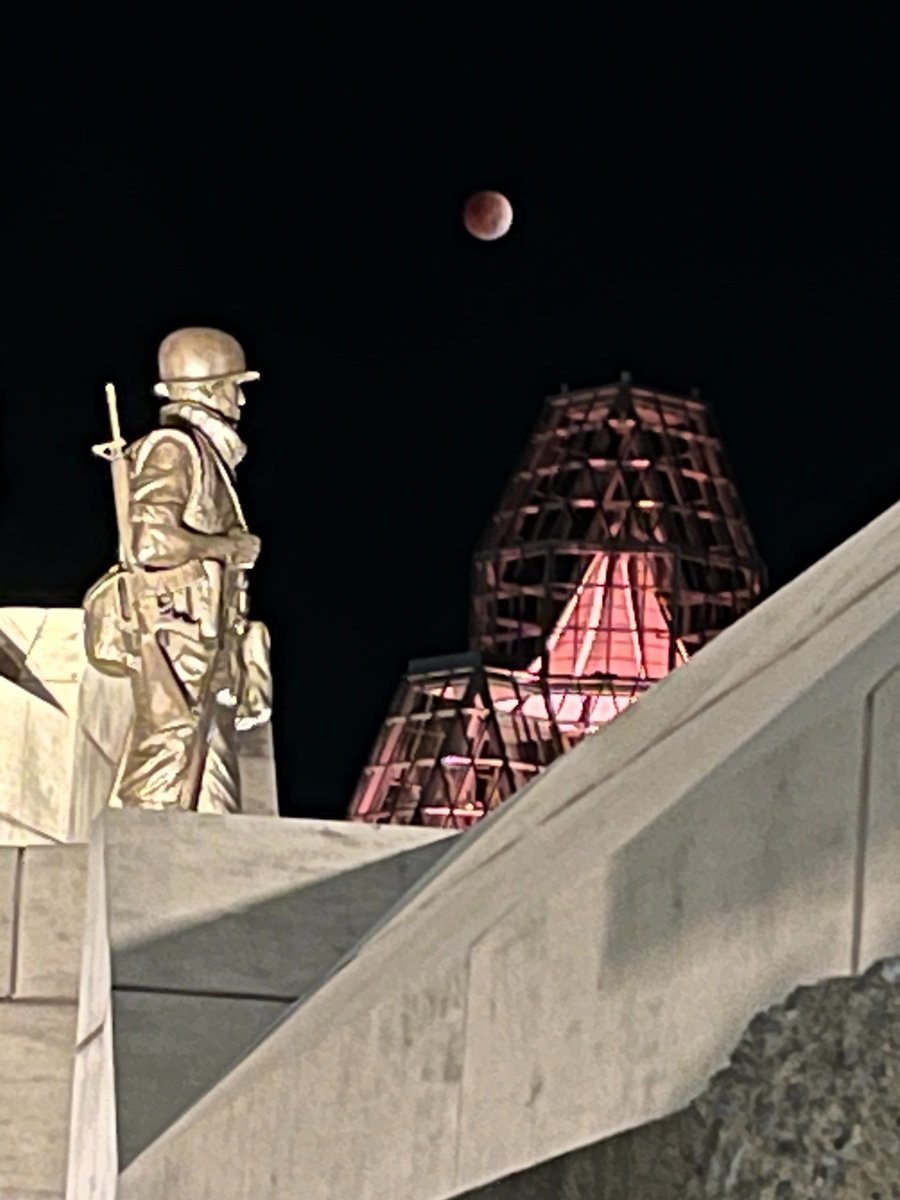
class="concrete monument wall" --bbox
[64,811,457,1197]
[116,496,900,1200]
[0,843,87,1199]
[0,814,455,1197]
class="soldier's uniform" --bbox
[108,328,265,813]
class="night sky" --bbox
[1,14,897,819]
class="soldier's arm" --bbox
[131,435,238,568]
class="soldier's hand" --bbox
[227,530,261,568]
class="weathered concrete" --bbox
[235,721,279,817]
[0,608,131,845]
[1,608,280,846]
[104,811,455,995]
[456,957,900,1198]
[66,821,116,1200]
[56,810,458,1188]
[452,1112,695,1200]
[113,991,288,1169]
[0,1004,79,1199]
[2,726,458,1196]
[0,849,17,992]
[0,842,87,1199]
[118,497,900,1200]
[0,815,55,845]
[17,847,89,999]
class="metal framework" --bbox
[348,376,766,827]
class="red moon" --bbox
[463,191,513,241]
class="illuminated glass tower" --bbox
[349,375,765,828]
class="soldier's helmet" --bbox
[153,328,259,398]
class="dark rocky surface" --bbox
[683,956,900,1198]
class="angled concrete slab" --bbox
[114,990,288,1169]
[0,608,48,663]
[0,814,57,847]
[64,809,457,1189]
[450,1107,692,1200]
[104,810,457,997]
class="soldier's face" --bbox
[213,382,244,424]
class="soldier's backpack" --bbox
[82,565,141,677]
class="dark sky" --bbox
[1,13,898,818]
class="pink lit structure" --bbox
[348,375,765,828]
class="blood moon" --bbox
[463,191,513,241]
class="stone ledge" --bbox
[1,846,89,1003]
[0,997,77,1007]
[0,848,19,994]
[16,847,89,1000]
[103,809,457,997]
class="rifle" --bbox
[92,383,135,570]
[83,383,140,678]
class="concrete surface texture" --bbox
[0,843,88,1199]
[451,1109,696,1200]
[1,607,102,845]
[65,811,457,1192]
[455,957,900,1198]
[116,495,900,1200]
[66,823,117,1200]
[0,607,278,846]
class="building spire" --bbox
[348,377,766,828]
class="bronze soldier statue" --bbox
[83,327,271,813]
